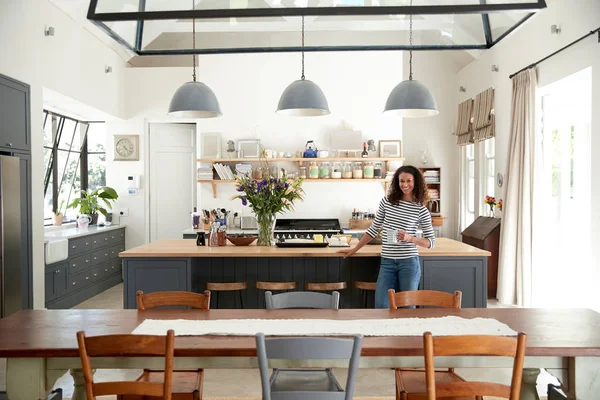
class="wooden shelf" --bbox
[198,157,405,163]
[197,178,391,198]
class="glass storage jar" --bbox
[253,166,263,180]
[343,162,353,179]
[299,166,307,179]
[363,161,374,179]
[331,162,342,179]
[352,162,363,179]
[319,162,331,179]
[308,161,319,179]
[373,162,383,178]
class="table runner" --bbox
[132,316,516,336]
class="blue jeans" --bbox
[374,257,421,308]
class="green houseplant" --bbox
[67,186,119,225]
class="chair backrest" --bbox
[77,330,175,400]
[255,332,363,400]
[136,290,211,310]
[265,290,340,309]
[423,331,527,400]
[387,289,462,309]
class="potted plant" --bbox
[52,200,65,226]
[67,186,119,225]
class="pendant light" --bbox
[168,0,222,118]
[384,0,438,118]
[276,16,330,117]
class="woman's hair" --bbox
[387,165,429,206]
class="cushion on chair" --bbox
[271,369,343,393]
[396,369,475,400]
[118,369,203,400]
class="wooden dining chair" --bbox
[387,289,469,400]
[131,290,211,400]
[424,331,527,400]
[77,330,175,400]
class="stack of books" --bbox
[423,170,440,183]
[213,163,235,180]
[428,189,440,200]
[197,163,214,180]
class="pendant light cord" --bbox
[408,0,413,81]
[192,0,197,82]
[301,15,305,80]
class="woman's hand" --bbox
[397,230,414,243]
[337,247,358,258]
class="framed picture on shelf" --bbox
[378,140,402,157]
[200,132,222,158]
[237,139,261,158]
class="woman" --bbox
[339,165,436,308]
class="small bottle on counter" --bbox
[191,207,201,229]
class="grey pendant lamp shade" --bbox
[276,16,330,116]
[383,0,438,118]
[168,1,221,118]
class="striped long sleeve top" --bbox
[365,197,436,259]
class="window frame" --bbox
[43,110,105,225]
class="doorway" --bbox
[148,123,196,242]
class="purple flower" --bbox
[236,186,244,192]
[241,197,247,206]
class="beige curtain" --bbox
[455,99,474,145]
[497,69,537,306]
[473,88,495,142]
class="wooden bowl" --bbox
[226,235,257,246]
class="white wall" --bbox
[109,50,459,247]
[456,0,600,308]
[0,0,127,308]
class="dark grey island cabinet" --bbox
[121,238,489,309]
[45,227,125,309]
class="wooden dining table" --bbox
[0,308,599,400]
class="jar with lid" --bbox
[331,162,342,179]
[373,162,383,178]
[299,166,307,179]
[308,161,319,179]
[352,162,363,179]
[363,161,374,179]
[342,162,353,179]
[253,166,263,180]
[319,162,331,179]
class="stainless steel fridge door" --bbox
[0,155,22,318]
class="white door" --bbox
[149,123,196,241]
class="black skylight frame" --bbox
[87,0,547,55]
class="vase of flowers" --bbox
[231,174,304,246]
[484,195,497,218]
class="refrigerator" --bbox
[0,154,23,318]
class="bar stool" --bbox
[206,282,248,309]
[306,281,347,291]
[354,281,377,308]
[256,281,297,308]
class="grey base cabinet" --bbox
[122,255,487,309]
[45,228,125,309]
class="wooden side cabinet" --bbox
[461,217,501,299]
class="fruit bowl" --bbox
[226,235,258,246]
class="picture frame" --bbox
[113,135,139,161]
[200,132,222,158]
[237,139,261,158]
[378,140,403,158]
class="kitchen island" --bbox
[120,238,490,309]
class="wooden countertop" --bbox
[120,237,490,258]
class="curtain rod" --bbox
[509,27,600,79]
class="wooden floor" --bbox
[0,284,555,399]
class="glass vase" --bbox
[489,206,496,218]
[256,213,276,246]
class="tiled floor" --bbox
[0,284,556,399]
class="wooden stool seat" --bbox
[206,282,248,291]
[256,281,297,291]
[206,282,248,309]
[306,281,347,291]
[395,369,474,400]
[119,370,203,400]
[354,281,377,308]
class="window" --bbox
[484,138,496,198]
[465,144,475,228]
[43,111,106,224]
